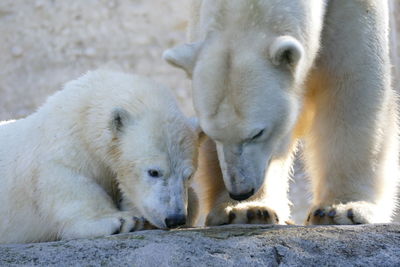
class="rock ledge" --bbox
[1,224,399,266]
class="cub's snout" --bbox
[164,214,186,229]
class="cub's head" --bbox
[164,27,311,200]
[97,74,202,229]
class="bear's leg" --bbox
[304,0,398,225]
[186,186,200,226]
[196,138,294,226]
[39,166,146,240]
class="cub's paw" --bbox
[113,214,150,234]
[305,201,376,225]
[62,212,153,240]
[205,202,280,226]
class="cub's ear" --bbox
[269,36,304,67]
[110,107,132,134]
[188,117,206,144]
[163,42,203,77]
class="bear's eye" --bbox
[183,168,194,180]
[251,129,264,141]
[185,173,194,180]
[148,169,162,178]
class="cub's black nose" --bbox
[229,188,255,201]
[165,214,186,228]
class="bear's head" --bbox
[109,107,200,229]
[80,71,202,229]
[162,1,321,200]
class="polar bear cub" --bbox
[0,70,200,244]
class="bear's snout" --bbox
[164,214,186,228]
[229,188,255,201]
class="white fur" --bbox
[165,0,399,225]
[0,70,199,243]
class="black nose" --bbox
[229,188,255,201]
[165,214,186,228]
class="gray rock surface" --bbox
[1,224,399,266]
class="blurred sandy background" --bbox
[0,0,399,223]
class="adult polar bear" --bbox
[164,0,399,225]
[0,71,200,243]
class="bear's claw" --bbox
[305,202,375,225]
[206,203,281,226]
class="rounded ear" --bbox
[163,42,203,77]
[269,36,304,67]
[110,107,132,135]
[188,117,206,144]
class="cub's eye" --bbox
[251,129,264,141]
[148,169,162,178]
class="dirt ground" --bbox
[0,0,398,223]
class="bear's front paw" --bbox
[305,201,376,225]
[205,202,280,226]
[116,215,157,233]
[61,212,154,240]
[113,215,148,234]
